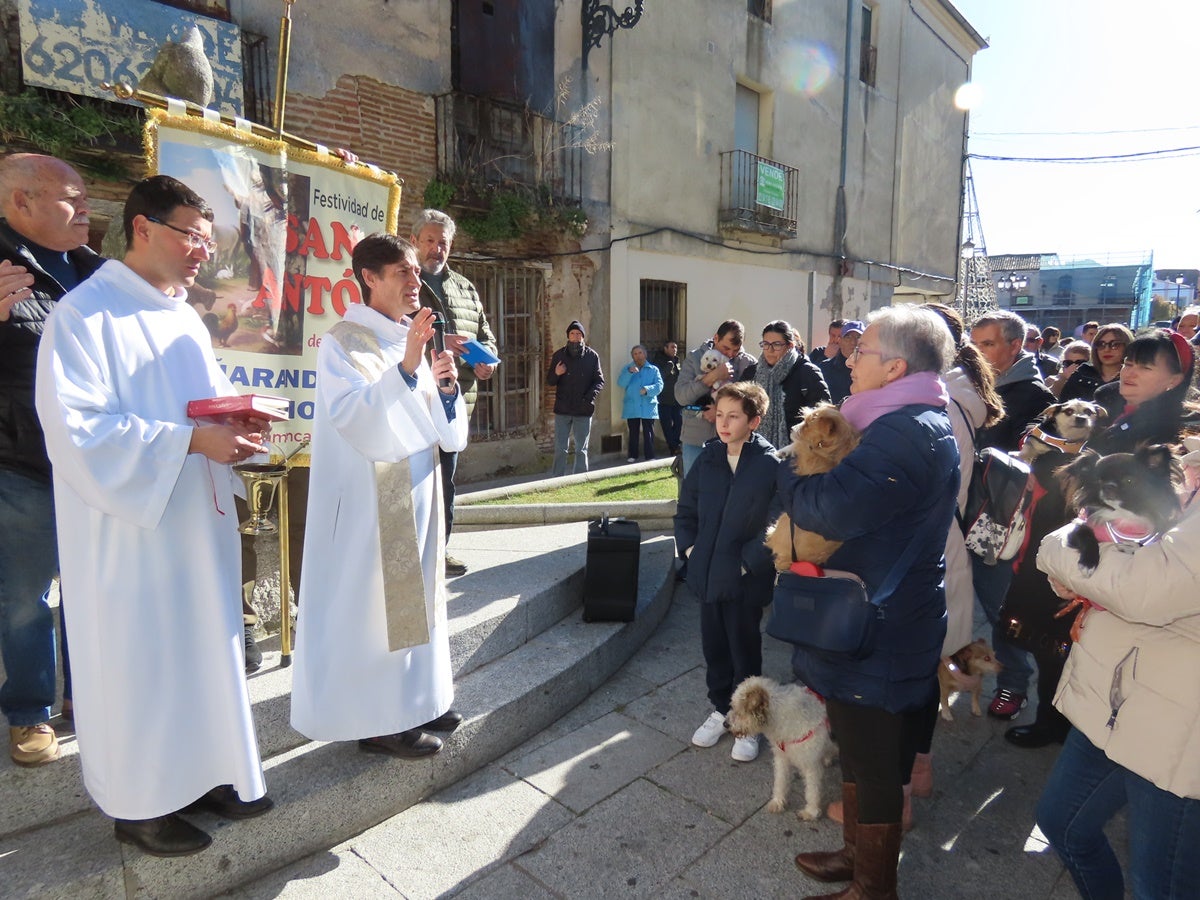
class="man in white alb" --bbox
[291,234,467,757]
[35,175,273,857]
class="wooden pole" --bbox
[273,0,296,136]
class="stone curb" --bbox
[457,457,675,505]
[456,499,676,527]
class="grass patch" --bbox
[475,468,678,505]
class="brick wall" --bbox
[285,75,436,233]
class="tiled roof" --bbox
[987,254,1046,270]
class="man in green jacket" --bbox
[412,209,497,577]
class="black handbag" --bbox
[767,482,955,659]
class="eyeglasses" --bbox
[850,345,888,361]
[1095,340,1128,351]
[146,216,217,254]
[1062,358,1085,368]
[759,340,791,350]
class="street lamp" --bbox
[997,272,1027,291]
[1175,275,1187,315]
[997,272,1028,308]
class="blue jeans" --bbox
[681,443,703,478]
[552,415,592,476]
[0,469,59,726]
[971,552,1033,695]
[1037,728,1200,899]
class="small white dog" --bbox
[726,676,835,820]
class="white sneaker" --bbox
[732,735,760,762]
[691,710,727,747]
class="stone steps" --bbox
[1,525,676,899]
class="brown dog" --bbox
[937,639,1002,721]
[765,404,860,572]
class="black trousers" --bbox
[1031,647,1071,736]
[659,403,683,452]
[912,693,942,756]
[827,697,933,823]
[627,418,656,460]
[439,448,457,540]
[700,601,763,715]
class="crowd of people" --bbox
[669,306,1200,898]
[4,151,1199,895]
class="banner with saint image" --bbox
[146,110,401,458]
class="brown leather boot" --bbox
[804,822,903,900]
[796,782,856,882]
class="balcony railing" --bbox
[718,149,799,238]
[435,92,583,205]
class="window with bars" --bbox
[748,0,772,22]
[639,279,687,351]
[240,31,273,126]
[860,4,878,87]
[453,260,546,437]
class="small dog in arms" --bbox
[726,677,835,820]
[764,404,860,571]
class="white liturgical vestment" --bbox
[291,301,468,740]
[35,261,265,820]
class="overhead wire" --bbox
[969,146,1200,163]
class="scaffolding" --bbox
[956,160,997,324]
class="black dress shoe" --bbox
[114,814,212,857]
[422,709,463,733]
[358,728,443,758]
[244,626,263,674]
[181,784,275,820]
[1005,722,1069,749]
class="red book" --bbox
[187,394,292,421]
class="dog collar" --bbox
[1028,425,1086,455]
[777,718,830,753]
[1075,512,1160,547]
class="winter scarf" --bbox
[753,347,799,448]
[840,370,948,432]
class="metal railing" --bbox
[718,149,799,238]
[240,31,272,126]
[435,92,583,205]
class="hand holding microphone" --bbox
[430,313,452,390]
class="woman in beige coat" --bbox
[1035,436,1200,899]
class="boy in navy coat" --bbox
[674,382,780,762]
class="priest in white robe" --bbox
[35,176,273,858]
[291,234,468,757]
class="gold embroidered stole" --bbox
[326,320,441,651]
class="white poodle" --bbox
[725,676,835,820]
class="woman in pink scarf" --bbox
[779,306,959,899]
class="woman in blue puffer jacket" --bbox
[779,305,959,899]
[616,344,663,461]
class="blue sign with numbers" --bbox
[18,0,243,115]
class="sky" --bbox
[948,0,1200,270]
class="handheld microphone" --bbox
[430,314,452,389]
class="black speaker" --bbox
[582,516,640,622]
